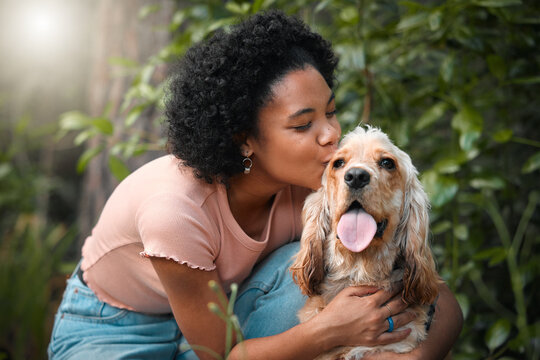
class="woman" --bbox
[48,10,462,360]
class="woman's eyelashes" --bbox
[293,121,312,131]
[293,110,338,131]
[326,109,337,118]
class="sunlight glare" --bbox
[16,3,69,58]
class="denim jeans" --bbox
[48,241,305,359]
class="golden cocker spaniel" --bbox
[290,126,441,359]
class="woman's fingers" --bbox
[382,310,416,333]
[376,328,412,346]
[344,285,381,298]
[383,295,408,317]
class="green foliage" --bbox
[58,0,539,358]
[0,215,75,360]
[179,281,244,359]
[1,110,77,359]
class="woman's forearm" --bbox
[406,283,463,359]
[228,317,333,360]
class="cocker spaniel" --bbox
[290,126,441,359]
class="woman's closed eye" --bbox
[326,109,338,118]
[293,121,312,131]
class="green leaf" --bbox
[77,146,104,173]
[474,246,507,266]
[73,130,94,146]
[108,155,130,181]
[59,111,92,131]
[415,102,448,131]
[421,171,459,208]
[473,0,522,8]
[108,57,139,68]
[460,132,481,153]
[470,176,506,190]
[454,224,468,241]
[396,13,428,32]
[431,221,452,235]
[140,65,155,84]
[0,163,12,179]
[433,157,462,174]
[315,0,332,13]
[225,2,250,15]
[125,104,147,127]
[252,0,265,13]
[92,118,114,135]
[455,293,470,319]
[493,129,513,143]
[486,54,507,81]
[336,44,366,70]
[485,318,512,351]
[428,10,442,31]
[440,54,455,84]
[522,152,540,174]
[451,105,483,152]
[508,76,540,85]
[170,10,186,31]
[340,6,359,24]
[452,105,483,134]
[138,4,161,19]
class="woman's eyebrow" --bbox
[288,92,335,120]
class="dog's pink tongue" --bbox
[337,207,377,252]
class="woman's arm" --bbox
[151,257,232,360]
[364,283,463,360]
[151,257,415,360]
[228,286,415,360]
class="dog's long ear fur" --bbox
[397,165,441,305]
[290,188,329,296]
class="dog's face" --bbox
[291,126,440,305]
[322,127,411,253]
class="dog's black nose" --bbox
[344,168,370,189]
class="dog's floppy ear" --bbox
[397,166,441,305]
[290,188,330,296]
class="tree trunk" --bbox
[78,0,172,245]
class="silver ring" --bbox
[386,316,394,333]
[384,303,392,318]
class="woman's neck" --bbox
[227,175,285,240]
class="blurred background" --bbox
[0,0,538,359]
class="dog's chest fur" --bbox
[320,232,403,302]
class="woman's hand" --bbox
[360,283,463,360]
[310,284,416,349]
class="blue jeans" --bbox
[48,242,305,359]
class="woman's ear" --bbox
[290,188,330,296]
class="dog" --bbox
[290,126,441,359]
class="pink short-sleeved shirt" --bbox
[80,155,310,314]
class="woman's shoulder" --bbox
[124,155,218,206]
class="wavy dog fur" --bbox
[290,126,441,359]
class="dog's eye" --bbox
[333,159,345,169]
[379,158,396,170]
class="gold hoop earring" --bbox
[242,157,253,174]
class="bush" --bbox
[57,0,540,359]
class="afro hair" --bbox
[165,10,339,184]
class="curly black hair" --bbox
[165,10,339,184]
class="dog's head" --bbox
[291,126,440,305]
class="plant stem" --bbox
[512,137,540,148]
[484,193,531,357]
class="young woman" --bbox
[48,10,462,360]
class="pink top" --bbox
[81,155,309,314]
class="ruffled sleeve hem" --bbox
[139,250,216,271]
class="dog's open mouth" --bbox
[336,201,388,252]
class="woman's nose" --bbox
[318,120,341,146]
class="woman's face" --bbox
[245,66,341,190]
